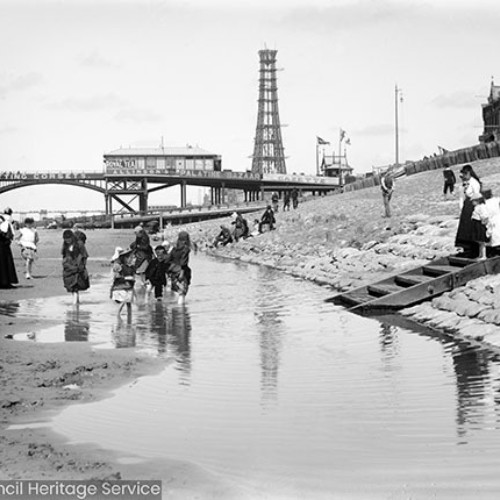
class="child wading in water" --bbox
[16,217,39,279]
[145,245,170,301]
[62,229,89,305]
[110,246,136,318]
[168,231,192,305]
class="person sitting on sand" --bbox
[250,218,261,237]
[110,246,136,318]
[213,225,233,247]
[231,212,249,241]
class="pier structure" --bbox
[251,49,287,175]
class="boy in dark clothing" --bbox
[260,205,276,231]
[283,191,291,211]
[443,164,457,199]
[380,170,394,217]
[145,245,170,300]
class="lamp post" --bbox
[395,84,403,168]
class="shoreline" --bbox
[2,157,500,488]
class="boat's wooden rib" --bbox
[327,255,500,314]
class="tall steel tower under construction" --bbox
[251,49,287,175]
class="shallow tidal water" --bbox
[5,254,500,499]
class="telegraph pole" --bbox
[395,84,403,168]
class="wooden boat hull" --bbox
[327,255,500,314]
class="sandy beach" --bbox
[3,158,500,494]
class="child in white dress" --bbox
[16,217,39,279]
[483,189,500,249]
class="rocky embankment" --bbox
[163,158,500,352]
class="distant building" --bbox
[480,81,500,143]
[320,155,354,184]
[103,145,222,172]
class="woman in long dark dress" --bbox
[0,215,18,288]
[455,164,482,257]
[168,231,192,305]
[62,229,89,304]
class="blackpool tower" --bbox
[251,49,287,175]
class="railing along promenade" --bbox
[343,141,500,193]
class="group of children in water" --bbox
[110,226,192,318]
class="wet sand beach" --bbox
[2,157,500,495]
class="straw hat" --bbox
[111,246,133,261]
[111,247,123,261]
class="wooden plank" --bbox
[330,290,373,307]
[367,283,407,296]
[395,274,434,287]
[422,264,460,276]
[448,256,477,267]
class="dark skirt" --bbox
[455,198,474,248]
[63,257,90,292]
[170,265,191,296]
[0,241,18,287]
[472,219,488,243]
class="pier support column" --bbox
[139,179,148,214]
[105,194,112,215]
[180,181,187,208]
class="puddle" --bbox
[4,254,500,498]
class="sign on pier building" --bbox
[103,146,222,174]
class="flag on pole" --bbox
[340,129,346,141]
[345,137,351,145]
[317,136,330,145]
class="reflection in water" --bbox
[150,301,168,355]
[112,318,137,348]
[12,255,500,496]
[379,322,399,362]
[254,268,284,408]
[452,346,492,443]
[110,299,192,383]
[64,307,90,342]
[169,306,191,385]
[0,301,20,317]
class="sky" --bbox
[0,0,499,211]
